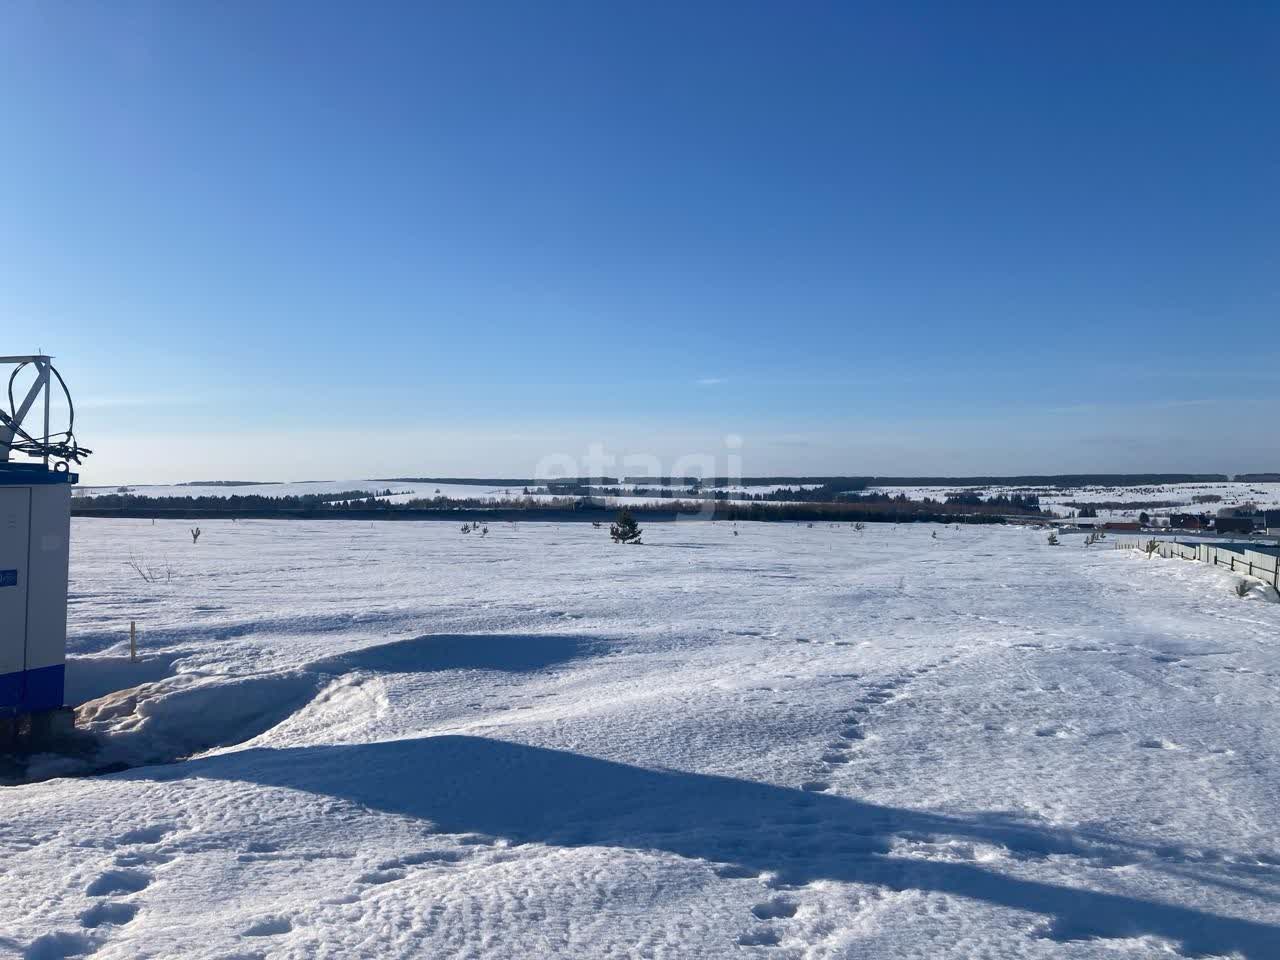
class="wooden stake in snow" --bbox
[130,620,137,663]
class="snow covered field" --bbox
[869,482,1280,521]
[3,519,1280,958]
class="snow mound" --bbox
[76,670,322,769]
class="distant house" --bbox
[1267,509,1280,537]
[1214,516,1255,535]
[1169,513,1206,530]
[1103,521,1140,531]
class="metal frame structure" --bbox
[0,355,54,465]
[0,354,90,469]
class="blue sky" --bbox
[2,2,1277,483]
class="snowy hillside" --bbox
[3,520,1279,958]
[869,481,1280,520]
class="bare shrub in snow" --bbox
[126,552,173,584]
[1046,532,1060,546]
[1234,580,1252,598]
[190,527,202,544]
[1143,538,1159,557]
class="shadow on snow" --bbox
[132,735,1278,957]
[308,632,605,676]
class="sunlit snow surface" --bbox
[4,519,1279,958]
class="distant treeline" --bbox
[78,490,396,511]
[535,473,1227,488]
[557,480,869,502]
[621,476,871,488]
[538,481,1042,513]
[858,474,1228,487]
[1060,500,1184,511]
[1234,473,1280,482]
[72,492,1020,524]
[378,473,1231,489]
[374,477,552,486]
[706,502,1008,524]
[174,480,281,487]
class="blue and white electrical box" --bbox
[0,463,74,718]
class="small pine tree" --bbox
[1047,531,1060,546]
[610,509,642,544]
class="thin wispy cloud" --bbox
[696,377,728,386]
[1041,397,1223,416]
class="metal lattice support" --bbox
[0,355,91,468]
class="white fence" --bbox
[1114,538,1280,589]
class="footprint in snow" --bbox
[80,901,138,929]
[21,930,95,960]
[1035,727,1069,738]
[736,929,781,946]
[751,899,798,920]
[86,869,150,897]
[714,864,760,879]
[242,917,293,937]
[113,850,172,867]
[117,824,175,845]
[381,850,465,868]
[357,869,406,885]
